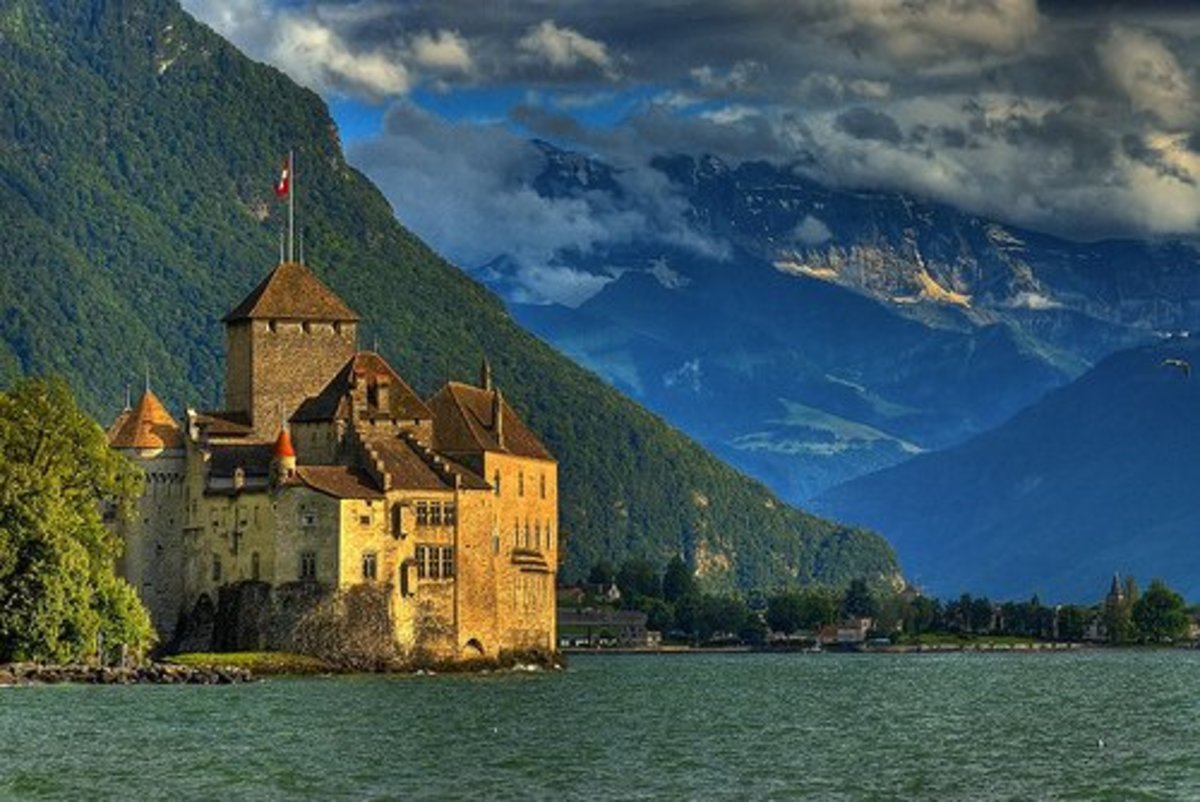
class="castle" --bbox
[106,260,558,661]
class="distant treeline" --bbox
[579,559,1193,646]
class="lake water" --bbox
[2,650,1199,800]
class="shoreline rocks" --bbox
[0,662,253,686]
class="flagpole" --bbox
[288,149,295,263]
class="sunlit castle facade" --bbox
[107,260,558,661]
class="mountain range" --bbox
[488,146,1200,504]
[813,336,1200,602]
[0,0,896,591]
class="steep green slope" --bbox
[0,0,896,590]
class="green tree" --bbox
[766,591,805,635]
[841,578,877,619]
[0,377,154,663]
[1132,579,1190,643]
[616,558,661,603]
[587,560,615,586]
[662,556,695,603]
[1056,605,1089,642]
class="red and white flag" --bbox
[274,156,290,198]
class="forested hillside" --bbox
[0,0,897,589]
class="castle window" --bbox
[534,521,541,551]
[300,551,317,581]
[362,552,378,581]
[429,502,443,527]
[493,470,501,496]
[211,554,222,583]
[391,505,405,539]
[518,472,525,497]
[416,501,430,526]
[415,545,429,579]
[540,474,546,499]
[359,513,372,527]
[443,502,457,526]
[441,547,455,579]
[251,552,261,581]
[300,510,317,528]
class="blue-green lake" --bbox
[2,650,1199,800]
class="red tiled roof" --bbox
[292,352,432,423]
[107,390,183,449]
[427,382,553,461]
[296,466,385,500]
[223,262,359,323]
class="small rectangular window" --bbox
[300,510,317,528]
[415,545,428,579]
[362,552,378,581]
[441,547,454,579]
[416,501,430,526]
[300,551,317,581]
[444,503,457,526]
[430,502,443,527]
[359,514,371,527]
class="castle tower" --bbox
[107,388,187,642]
[222,262,359,439]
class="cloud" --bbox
[834,107,904,144]
[347,103,726,306]
[517,20,617,79]
[794,215,833,245]
[182,0,409,97]
[410,29,474,74]
[182,0,1200,243]
[1097,26,1196,129]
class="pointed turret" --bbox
[271,426,297,483]
[107,389,183,451]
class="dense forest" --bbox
[0,0,896,589]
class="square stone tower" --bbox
[222,262,359,439]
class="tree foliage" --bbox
[1132,579,1189,643]
[0,376,153,663]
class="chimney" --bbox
[480,358,493,392]
[493,389,504,450]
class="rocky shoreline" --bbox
[0,662,254,686]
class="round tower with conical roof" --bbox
[106,387,187,644]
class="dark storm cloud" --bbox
[835,108,904,145]
[184,0,1200,283]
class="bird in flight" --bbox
[1160,358,1191,378]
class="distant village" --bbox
[557,566,1199,652]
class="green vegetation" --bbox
[576,558,1197,649]
[0,0,896,590]
[0,377,154,663]
[168,651,333,675]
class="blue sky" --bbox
[184,1,1200,302]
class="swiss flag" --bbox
[274,156,290,198]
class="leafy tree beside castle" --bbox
[0,377,154,663]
